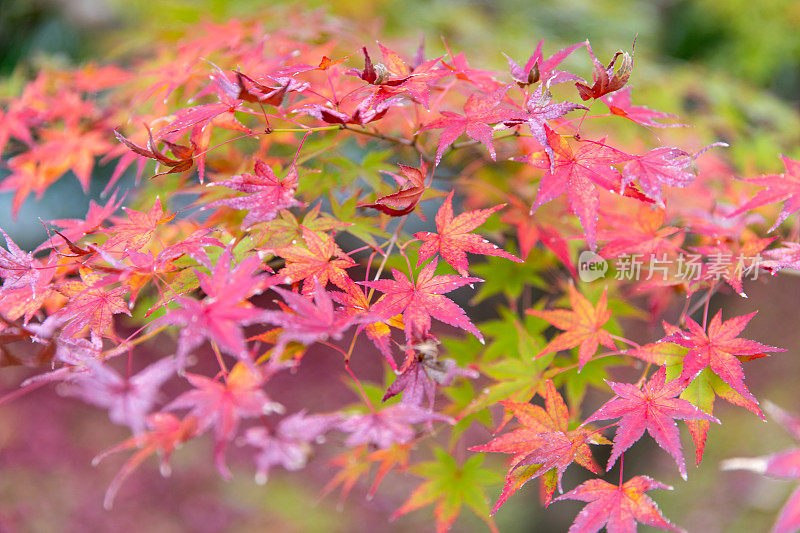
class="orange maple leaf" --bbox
[527,284,615,370]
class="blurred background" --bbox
[1,0,800,531]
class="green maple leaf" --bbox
[392,448,501,533]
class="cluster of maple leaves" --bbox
[2,11,800,532]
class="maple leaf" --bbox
[40,190,124,249]
[337,403,452,449]
[504,39,586,86]
[62,356,178,435]
[391,449,500,533]
[501,197,576,270]
[104,197,176,251]
[212,68,308,107]
[599,205,682,259]
[504,84,587,172]
[730,155,800,232]
[361,259,484,343]
[422,85,515,165]
[585,366,718,479]
[270,227,356,296]
[114,126,195,178]
[761,241,800,273]
[575,40,635,101]
[260,278,355,357]
[528,127,630,250]
[166,363,283,478]
[383,340,478,408]
[92,413,198,510]
[527,284,616,371]
[622,143,726,206]
[366,442,413,497]
[470,380,607,514]
[602,87,684,128]
[414,190,522,277]
[209,159,301,227]
[329,276,403,368]
[662,311,784,410]
[361,162,428,217]
[554,476,683,533]
[56,268,131,340]
[159,248,267,363]
[0,228,42,292]
[693,236,774,297]
[722,402,800,533]
[243,410,341,484]
[353,44,446,109]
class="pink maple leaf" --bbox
[422,85,515,165]
[602,87,684,128]
[166,363,283,479]
[260,278,356,357]
[555,476,682,533]
[210,159,301,227]
[585,366,719,479]
[662,311,784,409]
[361,259,484,343]
[160,248,267,364]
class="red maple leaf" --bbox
[210,159,301,227]
[663,311,784,409]
[271,227,356,295]
[730,155,800,232]
[361,162,428,217]
[353,44,446,110]
[167,363,283,479]
[414,190,522,276]
[527,284,616,370]
[554,476,682,533]
[470,380,607,513]
[602,87,684,128]
[598,205,682,260]
[504,39,586,86]
[361,259,483,343]
[422,85,515,165]
[575,40,634,101]
[529,127,631,250]
[114,126,195,178]
[585,366,718,479]
[92,413,198,509]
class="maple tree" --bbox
[0,7,797,532]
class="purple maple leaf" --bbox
[260,278,356,357]
[337,404,452,449]
[243,410,341,484]
[62,356,178,435]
